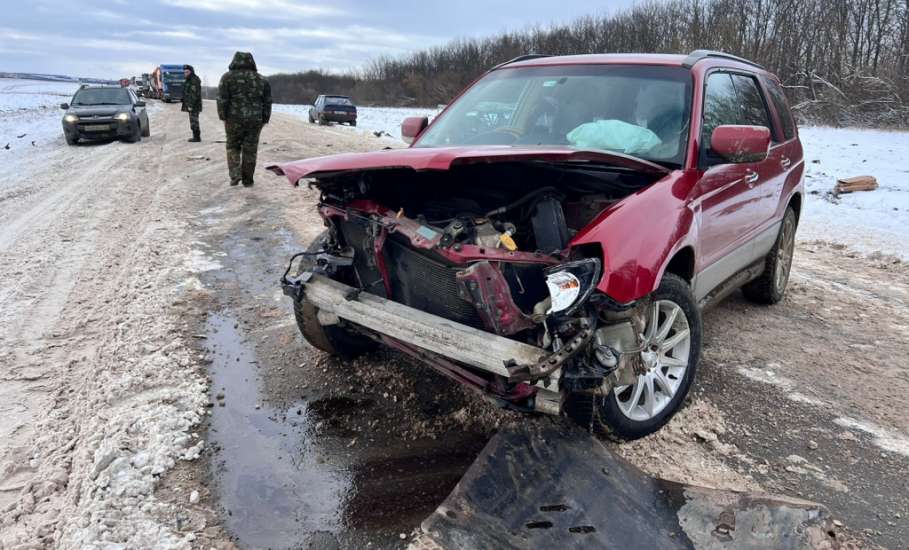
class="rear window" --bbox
[763,78,796,141]
[72,88,130,106]
[325,97,353,106]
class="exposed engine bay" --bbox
[288,161,663,413]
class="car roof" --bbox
[503,52,770,75]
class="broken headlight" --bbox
[544,258,601,315]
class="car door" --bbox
[693,72,763,299]
[730,73,785,255]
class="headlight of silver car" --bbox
[544,258,601,315]
[63,114,78,123]
[116,112,130,122]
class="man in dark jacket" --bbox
[181,65,203,142]
[216,52,272,187]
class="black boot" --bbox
[188,130,201,142]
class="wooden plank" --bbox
[835,175,877,194]
[302,275,547,376]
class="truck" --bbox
[150,64,186,102]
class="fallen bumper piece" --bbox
[411,422,838,549]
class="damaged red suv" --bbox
[270,50,803,439]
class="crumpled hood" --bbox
[229,51,257,71]
[267,146,669,184]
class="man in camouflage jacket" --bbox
[217,52,272,187]
[181,64,203,142]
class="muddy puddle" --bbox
[205,312,350,548]
[204,310,488,549]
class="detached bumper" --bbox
[284,274,547,379]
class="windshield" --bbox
[416,64,692,167]
[72,88,130,106]
[325,97,353,106]
[163,72,184,82]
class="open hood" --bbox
[267,146,669,185]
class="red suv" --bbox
[270,50,803,439]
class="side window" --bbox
[763,78,796,141]
[730,74,772,130]
[701,72,739,150]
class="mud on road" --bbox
[1,102,907,549]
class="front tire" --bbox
[292,231,375,358]
[123,123,141,143]
[141,121,150,137]
[65,134,78,146]
[742,207,797,305]
[565,273,701,440]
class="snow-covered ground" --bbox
[273,104,440,142]
[0,78,81,153]
[799,126,909,260]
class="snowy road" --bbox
[0,83,907,548]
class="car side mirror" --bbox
[401,116,429,145]
[60,103,69,110]
[135,101,146,107]
[710,125,770,163]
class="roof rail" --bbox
[493,54,551,69]
[681,49,764,70]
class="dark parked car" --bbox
[272,50,803,440]
[309,95,357,126]
[61,86,150,145]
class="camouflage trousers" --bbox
[225,120,263,184]
[188,110,200,134]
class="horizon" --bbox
[0,0,633,86]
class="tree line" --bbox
[267,0,908,126]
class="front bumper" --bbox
[64,119,135,140]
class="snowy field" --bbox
[273,103,440,142]
[0,78,81,152]
[799,126,909,260]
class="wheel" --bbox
[141,120,150,137]
[124,123,141,143]
[742,207,796,304]
[65,134,78,146]
[292,231,376,358]
[308,112,315,123]
[565,273,701,440]
[349,121,357,127]
[318,116,328,126]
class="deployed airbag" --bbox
[567,119,662,155]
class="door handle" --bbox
[780,156,791,169]
[744,170,759,186]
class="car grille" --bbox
[337,220,482,328]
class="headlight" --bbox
[116,113,130,122]
[544,258,601,315]
[64,114,78,123]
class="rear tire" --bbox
[742,207,797,305]
[292,231,376,358]
[350,121,357,127]
[141,121,150,137]
[565,273,701,440]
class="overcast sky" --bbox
[0,0,635,85]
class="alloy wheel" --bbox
[614,300,691,422]
[775,216,796,292]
